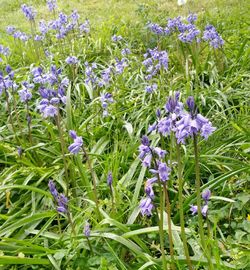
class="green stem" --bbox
[193,134,213,269]
[163,183,175,270]
[151,150,167,269]
[26,102,33,144]
[87,237,94,255]
[158,181,167,270]
[55,113,70,197]
[81,146,101,220]
[176,142,193,270]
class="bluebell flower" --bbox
[79,20,90,34]
[187,13,197,24]
[157,162,171,182]
[6,26,16,35]
[65,56,79,65]
[57,194,68,213]
[68,131,83,154]
[111,35,122,42]
[100,92,113,116]
[145,83,157,93]
[0,45,10,56]
[48,180,58,199]
[115,58,128,74]
[17,146,22,157]
[148,23,165,35]
[18,88,32,103]
[145,177,157,198]
[71,10,80,24]
[107,171,113,186]
[47,0,57,12]
[121,48,131,56]
[202,189,211,204]
[21,4,36,21]
[84,221,91,237]
[203,25,224,48]
[190,205,198,215]
[140,197,154,216]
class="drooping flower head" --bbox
[68,130,83,154]
[21,4,36,21]
[140,197,154,216]
[47,0,57,12]
[107,171,113,187]
[84,221,91,237]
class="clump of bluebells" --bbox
[191,189,212,217]
[0,65,16,96]
[203,25,224,48]
[32,65,68,118]
[142,48,168,93]
[148,13,224,48]
[21,4,36,21]
[148,93,216,144]
[48,180,68,213]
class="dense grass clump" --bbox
[0,0,249,269]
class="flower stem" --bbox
[176,141,193,270]
[193,134,213,269]
[158,181,167,270]
[81,146,101,220]
[55,113,70,197]
[163,183,175,270]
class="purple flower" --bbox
[121,48,131,56]
[79,20,90,34]
[157,118,172,136]
[0,45,10,56]
[142,154,152,168]
[100,92,113,116]
[57,194,68,213]
[190,204,209,217]
[190,205,198,215]
[141,135,150,146]
[203,25,224,48]
[112,35,122,42]
[148,23,165,35]
[140,197,154,216]
[69,130,77,139]
[21,4,36,21]
[18,88,32,103]
[84,221,91,237]
[158,162,171,182]
[115,58,128,74]
[107,171,113,186]
[186,96,195,112]
[71,10,80,24]
[68,132,83,154]
[153,147,166,159]
[48,180,58,199]
[201,205,208,217]
[65,56,79,65]
[47,0,57,12]
[178,24,200,43]
[144,177,157,198]
[6,26,15,35]
[17,146,22,157]
[187,13,197,24]
[145,83,157,93]
[202,189,211,203]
